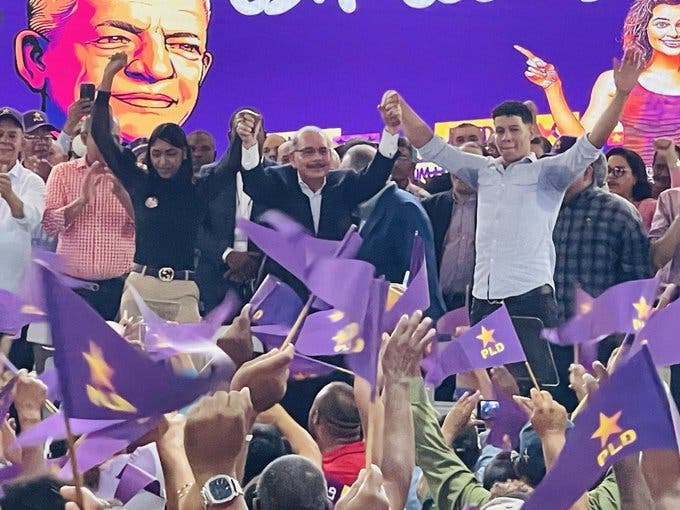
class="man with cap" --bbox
[551,134,651,410]
[20,110,62,182]
[0,107,46,293]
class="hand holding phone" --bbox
[79,83,96,101]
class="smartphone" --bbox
[477,399,500,420]
[79,83,96,101]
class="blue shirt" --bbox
[418,135,601,300]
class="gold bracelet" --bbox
[177,482,194,499]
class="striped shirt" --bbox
[43,157,135,280]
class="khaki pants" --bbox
[119,272,201,323]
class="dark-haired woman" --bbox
[92,53,228,321]
[606,147,656,232]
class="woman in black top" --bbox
[92,53,229,322]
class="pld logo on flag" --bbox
[591,410,638,468]
[476,326,506,360]
[83,342,137,414]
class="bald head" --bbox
[263,133,287,162]
[309,382,362,449]
[340,144,377,171]
[255,455,329,510]
[277,140,294,165]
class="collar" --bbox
[297,173,326,195]
[358,181,395,217]
[75,156,89,170]
[6,161,22,176]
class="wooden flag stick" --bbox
[0,348,59,414]
[63,410,84,508]
[573,344,580,366]
[364,397,377,469]
[294,353,354,376]
[279,225,358,351]
[524,361,541,391]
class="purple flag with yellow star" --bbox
[543,277,659,346]
[0,289,46,335]
[42,268,235,420]
[487,385,528,450]
[237,211,362,283]
[522,344,680,510]
[629,296,680,367]
[249,275,304,328]
[424,305,526,385]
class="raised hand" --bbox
[440,390,483,445]
[63,98,93,136]
[104,52,128,78]
[514,45,561,90]
[217,303,254,368]
[381,311,436,382]
[613,49,644,96]
[527,388,568,440]
[230,345,294,412]
[335,465,390,510]
[378,90,402,135]
[234,109,262,150]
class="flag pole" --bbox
[524,361,541,391]
[64,414,85,508]
[280,225,358,350]
[573,345,580,366]
[0,350,59,414]
[364,396,377,469]
[294,353,355,376]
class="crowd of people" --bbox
[1,43,680,510]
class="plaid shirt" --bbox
[553,187,652,323]
[42,158,135,280]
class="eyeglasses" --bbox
[295,147,330,157]
[24,134,54,142]
[607,167,628,179]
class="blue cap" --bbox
[0,107,24,130]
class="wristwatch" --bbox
[201,475,244,508]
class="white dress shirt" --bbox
[418,134,601,300]
[240,129,399,234]
[0,161,46,292]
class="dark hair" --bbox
[310,382,362,440]
[492,101,534,125]
[335,137,377,159]
[531,136,553,155]
[483,451,520,490]
[243,424,292,486]
[606,147,653,201]
[146,123,193,182]
[451,424,481,471]
[256,455,329,510]
[0,475,65,510]
[454,122,481,131]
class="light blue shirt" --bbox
[418,135,601,300]
[0,161,45,292]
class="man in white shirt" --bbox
[0,107,46,293]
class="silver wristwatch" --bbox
[201,475,244,508]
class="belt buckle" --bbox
[158,267,175,282]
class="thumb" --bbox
[363,464,385,490]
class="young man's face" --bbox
[493,116,532,164]
[17,0,212,141]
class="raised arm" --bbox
[92,53,139,189]
[396,92,483,189]
[588,50,644,149]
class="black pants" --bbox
[75,277,125,321]
[470,284,559,327]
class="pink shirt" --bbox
[634,198,657,233]
[43,158,135,280]
[649,188,680,284]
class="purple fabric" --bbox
[543,277,659,346]
[523,345,680,510]
[249,275,304,327]
[0,378,16,419]
[383,234,430,332]
[17,412,124,447]
[436,306,470,337]
[295,308,363,356]
[115,463,160,503]
[630,296,680,366]
[424,305,526,385]
[58,417,161,477]
[289,354,336,380]
[38,367,61,402]
[42,267,234,420]
[487,386,527,450]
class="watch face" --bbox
[209,477,234,501]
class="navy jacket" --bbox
[357,185,445,320]
[421,191,455,271]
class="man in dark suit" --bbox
[232,97,402,294]
[194,108,270,314]
[342,143,445,320]
[422,153,478,311]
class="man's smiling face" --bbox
[26,0,213,140]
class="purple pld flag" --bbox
[522,344,680,510]
[346,278,389,395]
[17,411,124,447]
[487,386,528,450]
[237,211,362,283]
[295,308,363,356]
[58,416,162,477]
[424,305,526,386]
[42,267,235,420]
[115,463,161,504]
[382,234,430,332]
[289,354,337,381]
[0,290,46,335]
[249,275,304,328]
[543,277,659,346]
[629,296,680,366]
[436,306,470,337]
[130,287,235,359]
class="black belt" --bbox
[132,264,195,282]
[479,284,553,305]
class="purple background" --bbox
[0,0,628,152]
